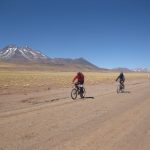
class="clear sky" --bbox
[0,0,150,69]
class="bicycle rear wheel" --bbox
[80,87,86,98]
[71,88,77,100]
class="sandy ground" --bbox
[0,78,150,150]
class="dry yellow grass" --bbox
[0,70,148,95]
[86,72,148,84]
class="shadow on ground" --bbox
[84,96,95,99]
[122,91,131,94]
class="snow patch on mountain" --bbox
[0,45,49,62]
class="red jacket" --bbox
[73,73,84,83]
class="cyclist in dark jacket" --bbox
[116,72,125,88]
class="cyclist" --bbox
[116,72,125,89]
[72,72,84,97]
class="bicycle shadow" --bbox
[83,96,95,99]
[121,90,131,94]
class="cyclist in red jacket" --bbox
[72,72,84,96]
[72,72,84,85]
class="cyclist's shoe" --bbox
[80,92,84,98]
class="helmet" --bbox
[120,72,123,75]
[77,72,82,75]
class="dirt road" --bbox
[0,79,150,150]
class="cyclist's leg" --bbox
[79,81,84,93]
[122,81,125,89]
[75,82,79,90]
[121,80,124,88]
[119,81,122,89]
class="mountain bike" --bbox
[71,83,86,100]
[117,81,125,93]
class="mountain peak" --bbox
[0,44,101,71]
[0,45,49,62]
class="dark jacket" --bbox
[116,73,125,82]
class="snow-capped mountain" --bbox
[0,45,101,71]
[111,67,150,73]
[132,68,150,72]
[0,45,49,62]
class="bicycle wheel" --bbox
[117,85,120,93]
[71,88,77,100]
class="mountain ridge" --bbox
[0,45,103,71]
[1,45,148,72]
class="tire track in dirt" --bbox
[0,80,148,119]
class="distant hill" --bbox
[132,68,150,72]
[112,67,150,73]
[2,45,147,72]
[111,67,132,72]
[0,45,104,71]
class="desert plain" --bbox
[0,67,150,150]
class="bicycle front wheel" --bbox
[71,88,77,100]
[117,85,120,93]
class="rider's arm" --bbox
[116,76,119,81]
[72,76,77,83]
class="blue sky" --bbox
[0,0,150,68]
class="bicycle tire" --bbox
[80,87,86,98]
[117,85,120,93]
[71,88,77,100]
